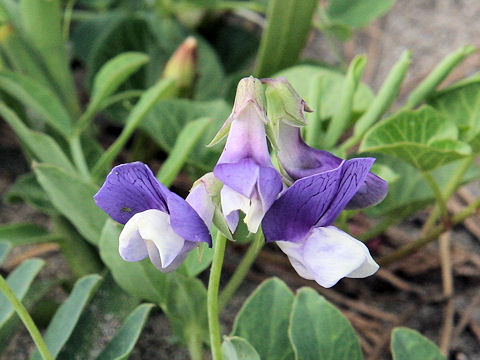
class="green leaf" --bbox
[4,172,56,214]
[99,219,171,306]
[142,98,230,171]
[0,102,76,173]
[430,78,480,152]
[391,327,445,360]
[366,157,479,218]
[92,78,176,177]
[30,274,102,360]
[254,0,318,77]
[89,52,149,112]
[0,71,72,137]
[327,0,395,28]
[96,303,153,360]
[222,336,261,360]
[157,117,212,187]
[360,106,471,171]
[165,275,208,345]
[0,223,56,246]
[275,65,374,122]
[57,274,140,360]
[178,242,214,278]
[289,288,362,360]
[33,163,107,245]
[0,259,45,328]
[0,242,11,265]
[232,278,295,360]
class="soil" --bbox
[2,1,480,359]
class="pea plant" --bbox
[0,0,477,359]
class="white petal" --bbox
[119,213,148,262]
[221,185,249,232]
[346,245,379,278]
[302,226,373,288]
[276,240,314,280]
[137,209,185,269]
[243,189,264,233]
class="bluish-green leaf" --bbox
[0,71,72,137]
[57,274,140,360]
[289,288,362,360]
[391,327,445,360]
[99,219,171,306]
[327,0,395,28]
[275,65,374,123]
[0,259,45,328]
[4,172,56,214]
[222,336,261,360]
[142,98,230,171]
[0,102,76,173]
[360,106,472,171]
[89,52,149,113]
[156,117,212,187]
[232,278,295,360]
[254,0,318,77]
[33,163,107,245]
[178,242,214,278]
[430,77,480,152]
[96,303,153,360]
[0,242,11,264]
[30,274,102,360]
[0,223,56,246]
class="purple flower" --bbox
[94,162,211,272]
[262,158,379,288]
[212,77,283,233]
[264,77,388,210]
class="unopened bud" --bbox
[163,36,197,97]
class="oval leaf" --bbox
[222,336,261,360]
[391,327,445,360]
[360,106,471,171]
[232,278,294,360]
[289,287,362,360]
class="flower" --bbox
[212,77,283,233]
[262,158,380,288]
[94,162,211,272]
[264,77,388,210]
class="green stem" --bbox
[379,195,480,266]
[421,157,474,234]
[422,171,447,218]
[218,231,264,311]
[0,274,53,360]
[69,135,90,180]
[207,232,227,360]
[186,328,204,360]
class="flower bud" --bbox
[163,36,197,97]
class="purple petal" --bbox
[257,166,283,212]
[317,157,375,226]
[94,162,167,224]
[186,182,215,228]
[164,190,212,246]
[345,172,388,210]
[263,164,344,243]
[262,158,374,243]
[214,158,259,198]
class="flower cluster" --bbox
[94,76,388,287]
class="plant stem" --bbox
[358,215,402,242]
[421,157,474,234]
[0,274,53,360]
[378,195,480,266]
[207,232,227,360]
[186,328,204,360]
[218,231,264,311]
[422,171,447,218]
